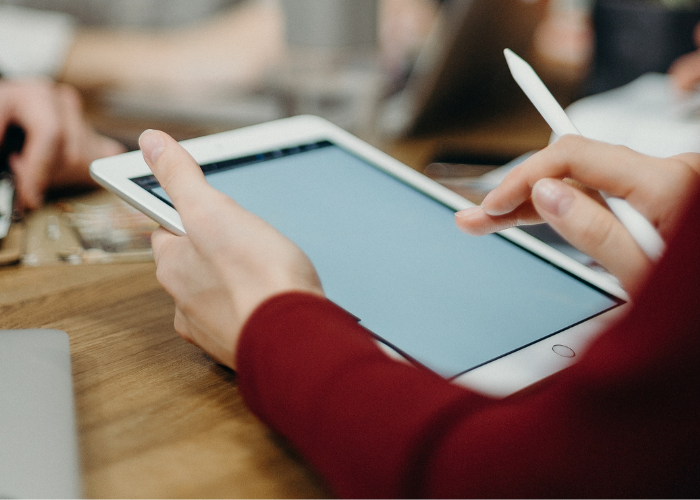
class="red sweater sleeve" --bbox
[236,196,700,498]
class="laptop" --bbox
[0,329,81,499]
[379,0,544,137]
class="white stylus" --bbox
[504,48,666,261]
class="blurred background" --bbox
[3,0,699,150]
[0,0,583,143]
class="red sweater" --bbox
[237,193,700,498]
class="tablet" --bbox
[90,115,627,397]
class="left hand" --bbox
[141,130,323,369]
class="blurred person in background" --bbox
[0,0,285,208]
[4,0,700,210]
[0,0,443,98]
[0,0,284,94]
[0,0,440,208]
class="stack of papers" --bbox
[563,73,700,157]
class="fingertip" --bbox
[454,206,481,220]
[454,206,499,236]
[455,207,482,235]
[455,224,488,236]
[137,129,213,221]
[481,208,508,217]
[139,129,166,166]
[480,191,510,217]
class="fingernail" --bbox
[455,206,481,219]
[480,191,508,216]
[139,129,165,164]
[533,179,574,217]
[481,191,496,210]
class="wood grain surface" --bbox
[0,262,329,498]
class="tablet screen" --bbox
[133,141,623,378]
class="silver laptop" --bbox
[0,329,81,499]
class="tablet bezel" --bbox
[90,115,628,397]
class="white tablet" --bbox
[90,115,627,397]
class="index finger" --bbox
[481,136,671,219]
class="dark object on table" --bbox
[584,0,700,95]
[0,125,25,241]
[0,124,25,173]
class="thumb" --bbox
[138,129,211,218]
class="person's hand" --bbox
[140,130,324,370]
[454,136,700,292]
[669,22,700,91]
[0,79,125,209]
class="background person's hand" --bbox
[454,135,700,292]
[0,79,125,209]
[669,21,700,92]
[140,130,324,370]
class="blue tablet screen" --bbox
[133,141,622,378]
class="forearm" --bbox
[237,292,490,498]
[57,0,284,93]
[58,29,173,91]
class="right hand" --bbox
[455,136,700,292]
[141,130,323,369]
[0,79,125,209]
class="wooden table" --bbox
[0,103,553,498]
[0,262,330,498]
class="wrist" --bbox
[235,290,330,371]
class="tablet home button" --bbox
[552,344,576,358]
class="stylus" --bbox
[504,48,666,262]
